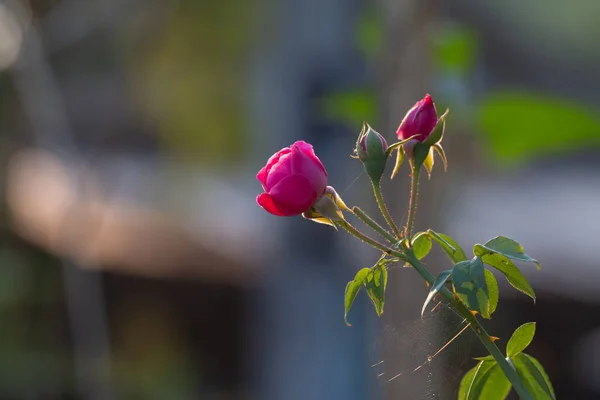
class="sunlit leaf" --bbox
[458,364,478,400]
[485,269,499,316]
[459,360,511,400]
[344,267,370,326]
[479,236,540,270]
[507,322,536,357]
[427,230,467,263]
[412,232,432,260]
[474,247,535,301]
[365,265,388,316]
[512,353,555,400]
[524,354,555,399]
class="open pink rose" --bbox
[396,94,438,142]
[256,141,328,216]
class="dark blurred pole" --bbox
[9,2,115,399]
[249,0,376,399]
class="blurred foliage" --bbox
[433,25,478,76]
[356,8,382,58]
[478,91,600,166]
[319,89,378,129]
[319,7,380,129]
[128,0,259,165]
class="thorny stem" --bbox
[405,253,535,400]
[352,207,397,244]
[337,221,408,263]
[404,165,420,241]
[339,222,535,400]
[371,182,402,239]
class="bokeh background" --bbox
[0,0,599,399]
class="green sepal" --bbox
[390,146,405,180]
[303,186,350,228]
[422,146,435,179]
[433,143,448,171]
[385,134,421,155]
[423,108,449,146]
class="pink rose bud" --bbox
[256,141,328,216]
[396,94,438,142]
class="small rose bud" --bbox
[355,123,389,184]
[396,94,438,142]
[256,141,328,216]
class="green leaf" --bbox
[344,267,370,326]
[472,363,512,400]
[473,355,495,362]
[365,265,388,316]
[507,322,536,358]
[479,236,540,270]
[427,230,467,263]
[485,269,499,316]
[524,354,555,399]
[474,247,536,301]
[421,270,452,317]
[458,364,478,400]
[512,353,556,400]
[452,257,491,319]
[459,360,511,400]
[412,232,432,260]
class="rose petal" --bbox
[269,174,319,216]
[256,193,286,216]
[293,140,327,176]
[256,147,292,187]
[289,145,327,196]
[265,152,292,191]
